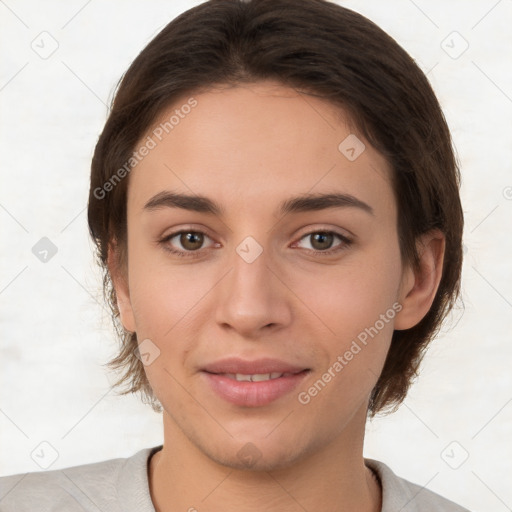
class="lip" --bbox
[201,357,310,407]
[202,357,308,375]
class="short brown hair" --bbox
[87,0,463,417]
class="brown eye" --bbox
[309,232,334,250]
[179,232,204,251]
[294,230,352,256]
[159,229,218,258]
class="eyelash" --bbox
[158,229,353,259]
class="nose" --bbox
[214,243,293,338]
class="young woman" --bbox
[0,1,469,510]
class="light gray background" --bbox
[1,1,511,510]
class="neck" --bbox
[149,404,381,512]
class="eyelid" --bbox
[293,224,353,240]
[160,224,215,240]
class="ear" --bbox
[107,240,136,333]
[394,229,445,330]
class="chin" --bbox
[206,443,305,472]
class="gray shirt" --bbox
[0,446,470,511]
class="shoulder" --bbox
[365,458,471,512]
[0,446,160,512]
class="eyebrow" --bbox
[143,190,374,217]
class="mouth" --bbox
[201,358,311,407]
[209,371,303,382]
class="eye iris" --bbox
[311,232,333,250]
[181,232,203,250]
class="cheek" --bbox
[291,242,402,339]
[289,243,401,404]
[125,254,210,399]
[125,229,210,336]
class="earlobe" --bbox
[394,230,445,331]
[107,241,136,333]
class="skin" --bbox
[109,81,445,512]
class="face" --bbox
[113,81,418,470]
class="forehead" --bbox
[127,81,395,220]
